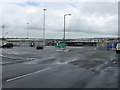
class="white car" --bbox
[116,43,120,54]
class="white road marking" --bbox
[6,67,52,82]
[105,61,108,64]
[16,60,23,61]
[96,61,109,71]
[67,46,83,48]
[0,55,4,57]
[33,67,52,74]
[6,73,33,82]
[1,55,33,61]
[56,58,78,65]
[64,58,78,64]
[56,49,70,51]
[56,62,65,64]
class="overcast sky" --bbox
[0,1,118,39]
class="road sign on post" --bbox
[55,42,66,48]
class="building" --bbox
[6,38,44,47]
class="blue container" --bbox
[105,42,117,51]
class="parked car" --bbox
[36,45,43,50]
[116,43,120,54]
[2,43,13,48]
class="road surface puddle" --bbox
[69,60,103,69]
[23,57,56,64]
[39,57,56,64]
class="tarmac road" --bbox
[1,46,119,88]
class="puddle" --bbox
[56,62,65,64]
[56,58,79,65]
[15,53,19,55]
[22,52,26,54]
[68,59,103,69]
[23,57,56,64]
[23,59,40,64]
[39,57,56,64]
[1,62,10,65]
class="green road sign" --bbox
[55,42,66,48]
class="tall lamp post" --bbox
[27,22,29,39]
[2,25,5,39]
[63,14,71,43]
[43,9,46,47]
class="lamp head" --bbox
[65,14,71,16]
[43,9,46,11]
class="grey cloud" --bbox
[0,2,118,38]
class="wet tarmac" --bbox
[1,46,119,88]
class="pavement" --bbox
[1,46,119,88]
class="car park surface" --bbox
[1,46,119,88]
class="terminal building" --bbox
[1,37,119,50]
[6,38,44,47]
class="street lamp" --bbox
[43,9,46,47]
[2,25,5,39]
[63,14,71,43]
[27,22,29,39]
